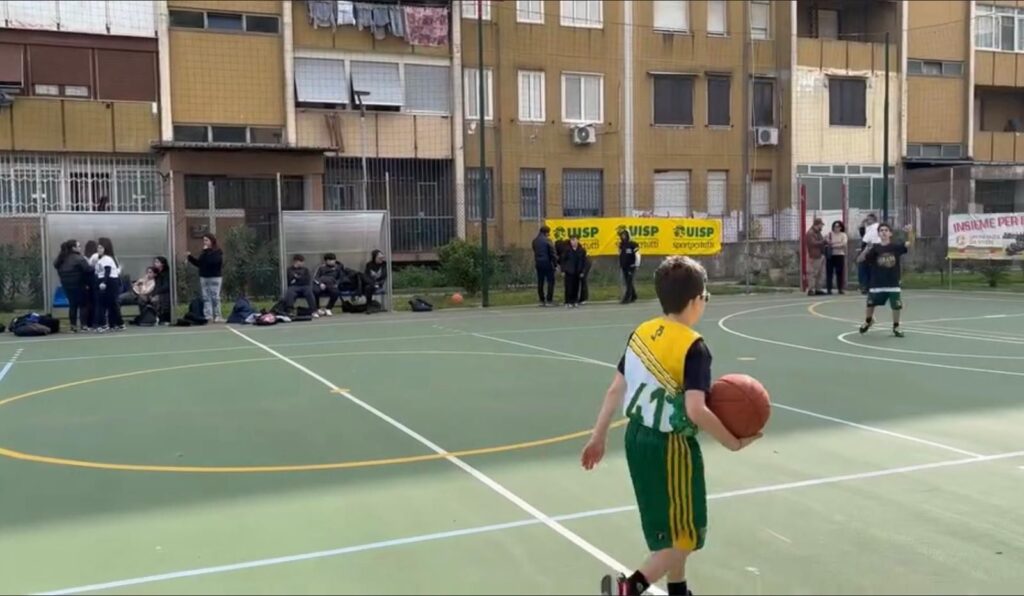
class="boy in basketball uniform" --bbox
[857,223,912,338]
[581,256,760,596]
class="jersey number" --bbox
[625,382,669,425]
[650,326,665,342]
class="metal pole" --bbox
[384,172,393,312]
[882,31,890,223]
[948,167,954,290]
[477,0,489,307]
[167,170,178,318]
[360,109,369,210]
[276,172,286,297]
[742,0,752,295]
[207,179,216,234]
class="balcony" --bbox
[0,97,158,153]
[974,87,1024,163]
[796,0,899,71]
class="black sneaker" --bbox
[893,327,904,338]
[859,320,873,334]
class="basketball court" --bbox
[1,291,1022,594]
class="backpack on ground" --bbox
[13,323,49,337]
[183,297,208,325]
[132,305,158,327]
[409,297,433,312]
[227,297,255,324]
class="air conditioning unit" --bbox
[571,124,597,146]
[754,126,779,147]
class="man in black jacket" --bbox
[532,226,557,307]
[618,229,640,304]
[282,254,317,315]
[313,253,346,316]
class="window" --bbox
[652,74,693,125]
[906,143,963,159]
[752,78,775,127]
[562,169,603,217]
[518,70,546,122]
[653,171,690,217]
[64,85,89,98]
[34,84,58,96]
[173,125,208,143]
[562,73,603,123]
[169,9,204,28]
[707,76,730,126]
[97,50,157,102]
[828,78,866,127]
[750,0,770,40]
[28,45,91,95]
[466,167,494,220]
[816,9,839,39]
[351,61,403,107]
[517,0,544,23]
[706,171,727,216]
[463,0,491,20]
[250,127,283,144]
[464,68,494,121]
[560,1,602,28]
[707,0,726,35]
[907,59,963,77]
[245,14,280,33]
[206,12,244,31]
[0,44,24,88]
[976,5,1016,51]
[751,173,771,215]
[653,1,688,32]
[294,58,347,105]
[210,126,247,143]
[520,169,545,219]
[405,65,451,113]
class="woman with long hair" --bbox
[93,237,124,332]
[826,220,848,295]
[82,239,99,329]
[52,239,92,332]
[187,233,224,322]
[151,256,172,325]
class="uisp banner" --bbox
[544,217,722,257]
[947,213,1024,260]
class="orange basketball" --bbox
[451,292,464,305]
[708,374,771,439]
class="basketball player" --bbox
[857,223,912,338]
[581,256,760,596]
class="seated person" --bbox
[361,249,388,311]
[119,267,157,306]
[281,254,317,315]
[313,253,346,316]
[151,256,172,324]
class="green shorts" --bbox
[868,291,903,310]
[624,419,707,552]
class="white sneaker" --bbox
[312,312,320,319]
[317,309,326,316]
[324,309,333,317]
[214,317,225,324]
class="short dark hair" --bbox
[323,252,336,261]
[877,223,892,233]
[655,256,707,315]
[832,220,846,232]
[292,254,305,262]
[539,226,550,235]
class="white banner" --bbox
[947,213,1024,260]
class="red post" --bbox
[800,184,808,293]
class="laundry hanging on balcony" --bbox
[403,5,449,47]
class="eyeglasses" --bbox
[701,289,711,303]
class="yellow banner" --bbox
[545,217,722,257]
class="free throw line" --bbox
[35,449,1024,595]
[223,327,661,594]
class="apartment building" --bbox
[3,1,1016,262]
[0,0,161,225]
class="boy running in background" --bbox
[858,223,912,338]
[581,256,760,596]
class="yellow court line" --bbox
[0,349,624,473]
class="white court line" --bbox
[224,328,662,595]
[904,324,1024,344]
[0,348,23,384]
[837,331,1024,360]
[720,302,1024,381]
[471,331,983,459]
[35,449,1024,596]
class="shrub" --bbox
[392,265,447,290]
[437,239,501,296]
[977,260,1011,288]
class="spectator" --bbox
[282,254,317,314]
[579,248,592,305]
[805,218,826,296]
[119,267,157,306]
[313,253,345,316]
[532,226,557,307]
[618,229,640,304]
[826,220,848,295]
[94,237,124,332]
[53,239,92,333]
[858,213,880,294]
[562,235,588,308]
[83,239,99,330]
[151,256,172,325]
[362,249,388,312]
[187,233,224,323]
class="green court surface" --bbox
[1,291,1023,595]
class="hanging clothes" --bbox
[403,6,449,47]
[387,4,406,39]
[337,0,355,26]
[354,3,374,31]
[307,0,336,29]
[370,5,390,40]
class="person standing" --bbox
[532,226,557,307]
[858,223,912,338]
[562,235,587,308]
[825,220,848,295]
[805,218,826,296]
[93,237,124,332]
[187,233,224,323]
[619,229,640,304]
[53,239,92,333]
[858,213,880,294]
